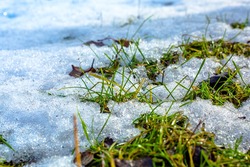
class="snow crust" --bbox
[0,0,250,166]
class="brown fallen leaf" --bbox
[83,37,111,47]
[83,37,133,48]
[69,65,84,78]
[85,59,96,73]
[69,59,96,78]
[84,40,106,47]
[114,38,133,48]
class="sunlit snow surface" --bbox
[0,0,250,166]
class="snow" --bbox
[0,0,250,166]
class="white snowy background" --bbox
[0,0,250,166]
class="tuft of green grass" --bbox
[66,35,250,111]
[79,68,147,113]
[230,16,249,29]
[179,36,250,107]
[185,79,250,108]
[76,40,177,111]
[183,65,250,108]
[180,38,250,60]
[216,14,249,29]
[160,49,179,67]
[66,17,250,166]
[79,112,250,167]
[69,31,250,166]
[231,22,248,29]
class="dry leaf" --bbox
[114,39,133,48]
[83,37,133,48]
[69,65,84,78]
[69,59,96,78]
[84,40,106,47]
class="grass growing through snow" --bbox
[180,38,250,60]
[76,35,250,112]
[71,34,250,166]
[76,40,180,112]
[77,111,250,166]
[55,16,250,165]
[184,67,250,108]
[79,67,148,113]
[216,14,249,30]
[180,37,250,107]
[1,15,250,167]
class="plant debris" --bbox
[74,150,94,166]
[69,65,84,77]
[69,59,96,78]
[0,134,14,151]
[84,37,133,48]
[238,116,246,120]
[113,38,133,48]
[84,40,107,47]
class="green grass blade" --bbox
[0,135,15,151]
[183,59,206,101]
[77,111,92,145]
[97,113,112,140]
[232,61,247,85]
[131,15,152,39]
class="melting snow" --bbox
[0,0,250,166]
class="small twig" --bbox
[74,114,82,167]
